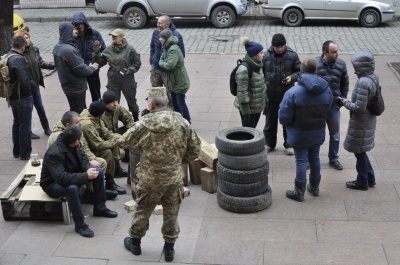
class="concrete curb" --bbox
[387,62,400,81]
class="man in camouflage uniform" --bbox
[47,111,118,200]
[122,87,200,262]
[80,101,127,195]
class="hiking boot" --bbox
[31,132,40,139]
[124,237,141,255]
[105,176,127,194]
[75,224,94,238]
[329,160,343,170]
[163,242,175,262]
[286,180,306,202]
[285,147,294,155]
[114,161,128,178]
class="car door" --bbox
[299,0,325,18]
[148,0,176,14]
[325,0,359,19]
[175,0,208,15]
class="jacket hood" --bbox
[163,36,179,49]
[351,51,375,77]
[298,73,330,94]
[80,109,97,124]
[169,22,177,31]
[140,109,181,133]
[52,120,66,133]
[58,22,75,44]
[71,12,93,34]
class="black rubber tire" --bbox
[283,8,303,27]
[123,7,147,29]
[217,161,269,184]
[218,149,268,171]
[360,9,380,28]
[211,6,235,28]
[218,177,268,197]
[217,186,272,213]
[215,127,265,156]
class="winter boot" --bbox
[163,242,175,262]
[132,112,139,122]
[114,161,128,178]
[307,177,321,196]
[124,237,141,255]
[286,180,306,202]
[346,175,368,191]
[105,176,127,194]
[121,149,130,163]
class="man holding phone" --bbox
[262,33,301,155]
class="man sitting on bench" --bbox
[40,125,118,238]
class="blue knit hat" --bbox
[241,36,263,57]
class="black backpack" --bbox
[365,76,385,116]
[229,59,253,96]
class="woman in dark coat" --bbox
[338,51,378,191]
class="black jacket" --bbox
[262,46,301,102]
[316,55,349,99]
[40,134,91,191]
[7,49,35,101]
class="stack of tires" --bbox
[215,127,272,213]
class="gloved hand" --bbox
[243,115,252,127]
[141,109,150,117]
[336,97,344,108]
[48,62,56,70]
[120,68,133,76]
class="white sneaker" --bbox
[286,148,294,155]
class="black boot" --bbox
[286,180,306,202]
[132,112,139,122]
[124,237,141,255]
[307,177,320,197]
[105,176,127,194]
[106,189,118,200]
[31,132,40,139]
[346,179,368,191]
[41,120,52,136]
[115,161,128,178]
[163,242,175,262]
[121,149,130,163]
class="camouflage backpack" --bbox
[0,53,19,105]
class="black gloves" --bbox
[336,97,344,107]
[243,115,252,127]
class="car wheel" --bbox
[283,8,303,27]
[123,7,147,29]
[360,9,380,28]
[215,127,265,156]
[211,6,235,28]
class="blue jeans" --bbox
[10,96,33,159]
[43,168,107,228]
[354,152,375,185]
[326,106,341,161]
[171,92,191,123]
[294,145,321,182]
[32,89,49,129]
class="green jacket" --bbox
[159,36,190,94]
[80,109,121,151]
[102,105,134,134]
[234,55,266,115]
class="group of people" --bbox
[234,34,379,202]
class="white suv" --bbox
[95,0,248,29]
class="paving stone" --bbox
[20,255,107,265]
[345,200,400,221]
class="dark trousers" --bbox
[263,100,289,148]
[354,152,375,185]
[87,71,101,102]
[66,91,86,114]
[239,112,261,128]
[107,75,139,114]
[10,96,33,159]
[44,168,107,228]
[32,89,50,130]
[171,92,191,124]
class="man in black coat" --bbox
[40,125,118,238]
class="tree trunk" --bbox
[0,0,13,55]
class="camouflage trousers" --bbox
[129,182,184,243]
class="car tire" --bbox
[283,8,303,27]
[215,127,265,156]
[360,9,380,28]
[217,161,269,184]
[123,7,147,29]
[211,6,235,28]
[218,177,268,197]
[218,149,268,171]
[217,186,272,213]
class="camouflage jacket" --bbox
[102,105,134,134]
[48,120,99,161]
[122,108,201,186]
[80,109,121,151]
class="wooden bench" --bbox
[0,159,70,225]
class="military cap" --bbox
[146,87,167,99]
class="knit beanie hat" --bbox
[271,33,286,46]
[241,36,263,58]
[102,91,118,105]
[160,28,173,40]
[89,101,106,117]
